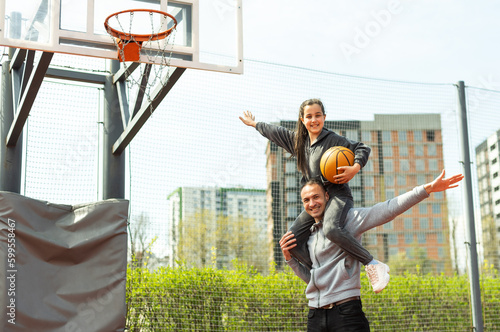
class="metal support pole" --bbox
[456,81,484,332]
[102,60,125,199]
[0,61,23,193]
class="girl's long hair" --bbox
[294,98,325,177]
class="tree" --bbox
[129,212,158,269]
[176,209,271,273]
[176,209,217,267]
[389,242,433,275]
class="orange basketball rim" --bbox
[104,9,178,62]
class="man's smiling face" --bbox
[301,182,329,222]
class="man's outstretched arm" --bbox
[351,170,464,235]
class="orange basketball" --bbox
[320,146,355,183]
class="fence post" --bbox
[456,80,484,332]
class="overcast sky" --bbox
[242,0,500,88]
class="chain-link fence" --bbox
[17,54,500,331]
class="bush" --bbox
[126,264,500,331]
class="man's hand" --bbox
[333,163,361,184]
[239,111,257,128]
[279,231,297,261]
[424,170,464,194]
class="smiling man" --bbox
[280,170,464,332]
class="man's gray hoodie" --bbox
[287,185,430,308]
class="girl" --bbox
[240,98,390,293]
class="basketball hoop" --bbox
[103,8,179,116]
[104,9,177,62]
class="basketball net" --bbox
[105,10,177,114]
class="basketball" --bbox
[320,146,355,183]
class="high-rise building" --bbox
[167,187,267,268]
[476,130,500,270]
[265,114,452,273]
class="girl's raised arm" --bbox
[239,111,257,128]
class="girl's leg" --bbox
[323,193,373,265]
[287,210,315,269]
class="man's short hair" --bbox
[300,178,326,195]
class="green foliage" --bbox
[176,210,270,273]
[126,263,500,331]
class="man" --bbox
[279,170,464,332]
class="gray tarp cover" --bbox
[0,192,129,332]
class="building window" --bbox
[438,247,445,258]
[490,144,496,151]
[286,176,297,188]
[286,161,296,174]
[429,159,438,171]
[386,189,395,199]
[384,160,394,172]
[434,192,443,199]
[365,190,375,201]
[345,130,357,141]
[495,199,500,206]
[404,218,413,229]
[400,160,410,172]
[417,233,426,244]
[364,161,374,172]
[494,172,499,179]
[388,233,397,244]
[399,145,408,156]
[404,207,413,215]
[494,186,500,192]
[437,233,444,244]
[406,248,413,259]
[384,222,392,230]
[432,203,441,214]
[416,160,425,171]
[397,175,406,186]
[398,131,407,142]
[417,174,425,184]
[351,175,361,186]
[419,204,427,214]
[493,158,498,165]
[385,175,394,187]
[414,130,423,141]
[383,145,393,157]
[389,247,398,258]
[382,131,391,142]
[426,130,435,142]
[287,192,297,202]
[428,144,437,156]
[364,175,374,187]
[420,218,429,229]
[287,205,298,218]
[433,218,442,229]
[362,131,372,142]
[405,234,413,244]
[415,145,424,156]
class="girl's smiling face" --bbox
[301,103,325,141]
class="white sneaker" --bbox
[365,260,390,293]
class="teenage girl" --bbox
[240,98,390,292]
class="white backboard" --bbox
[0,0,243,73]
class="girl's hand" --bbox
[239,111,257,128]
[333,164,361,184]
